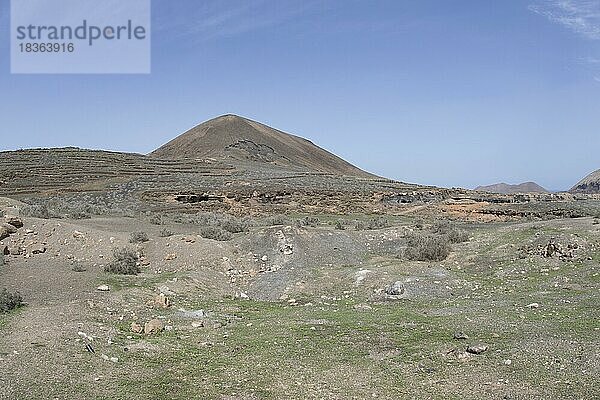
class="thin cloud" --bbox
[578,56,600,63]
[529,0,600,39]
[154,0,322,43]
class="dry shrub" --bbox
[297,216,319,228]
[267,215,290,226]
[129,231,149,243]
[432,221,469,243]
[405,233,451,261]
[200,226,233,241]
[159,228,173,237]
[0,288,23,313]
[20,204,50,219]
[220,218,250,233]
[105,247,140,275]
[355,217,389,230]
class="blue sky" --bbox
[0,0,599,190]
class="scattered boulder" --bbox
[157,285,176,296]
[540,239,578,260]
[543,239,560,258]
[385,281,405,296]
[3,215,23,229]
[177,309,206,319]
[164,253,177,261]
[77,331,93,342]
[100,354,118,363]
[520,238,580,261]
[466,344,488,355]
[354,269,371,285]
[281,244,293,255]
[238,291,249,300]
[455,351,470,362]
[2,246,9,256]
[453,331,469,340]
[276,230,294,255]
[0,226,10,241]
[447,347,471,362]
[1,223,17,235]
[97,285,110,292]
[30,245,46,255]
[144,319,164,335]
[191,321,204,328]
[154,293,170,308]
[130,322,143,334]
[525,302,540,309]
[353,303,373,311]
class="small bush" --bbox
[159,228,173,237]
[71,262,86,272]
[172,214,187,224]
[355,217,389,231]
[432,220,469,243]
[0,253,5,266]
[200,226,233,241]
[220,217,250,233]
[0,288,23,313]
[431,220,451,233]
[68,211,91,220]
[446,229,469,244]
[105,247,140,275]
[334,220,346,230]
[297,216,319,228]
[129,231,149,243]
[267,215,289,226]
[405,233,451,261]
[194,212,224,226]
[20,204,50,219]
[149,214,163,225]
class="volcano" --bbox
[150,114,373,177]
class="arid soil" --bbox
[1,194,599,399]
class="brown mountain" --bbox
[150,114,373,177]
[570,169,600,193]
[475,182,549,194]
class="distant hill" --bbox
[475,182,549,194]
[151,114,373,178]
[570,169,600,193]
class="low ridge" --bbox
[150,114,373,177]
[570,169,600,193]
[475,182,549,194]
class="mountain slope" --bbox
[150,114,373,177]
[570,169,600,193]
[475,182,549,194]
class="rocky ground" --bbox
[1,196,598,399]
